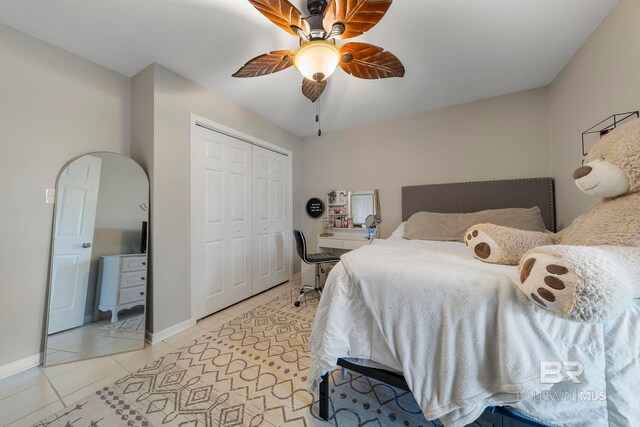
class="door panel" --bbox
[226,138,253,304]
[50,255,79,310]
[257,178,269,220]
[257,234,270,278]
[49,155,102,334]
[194,127,228,318]
[206,170,224,224]
[229,237,247,287]
[192,126,253,319]
[269,157,288,283]
[229,173,246,221]
[206,139,224,160]
[273,180,285,220]
[252,145,290,294]
[205,240,225,297]
[274,231,285,273]
[57,187,87,236]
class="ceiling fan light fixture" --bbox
[294,40,341,82]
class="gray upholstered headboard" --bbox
[402,178,556,232]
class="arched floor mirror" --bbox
[44,152,149,366]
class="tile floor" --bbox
[46,312,145,365]
[0,280,300,427]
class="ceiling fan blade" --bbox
[232,50,295,78]
[323,0,392,40]
[248,0,305,36]
[339,42,404,79]
[302,78,327,103]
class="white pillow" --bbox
[389,222,406,239]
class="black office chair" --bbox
[293,230,340,307]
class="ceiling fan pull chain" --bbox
[317,99,322,136]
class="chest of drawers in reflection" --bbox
[97,254,147,323]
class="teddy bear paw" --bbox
[518,253,578,315]
[465,228,502,263]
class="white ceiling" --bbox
[0,0,617,137]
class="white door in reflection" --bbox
[48,155,102,334]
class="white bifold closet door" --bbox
[252,145,290,294]
[192,126,253,319]
[192,125,290,320]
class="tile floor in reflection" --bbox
[45,311,145,365]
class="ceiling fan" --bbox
[233,0,405,104]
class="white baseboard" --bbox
[145,318,196,345]
[291,272,301,281]
[0,353,43,381]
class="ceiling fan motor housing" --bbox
[306,0,328,40]
[307,0,327,15]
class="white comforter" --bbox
[309,239,640,427]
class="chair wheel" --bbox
[294,301,301,307]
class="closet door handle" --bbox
[139,291,145,296]
[141,262,146,266]
[82,242,92,248]
[141,277,145,280]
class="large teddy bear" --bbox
[465,118,640,323]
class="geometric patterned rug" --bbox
[100,313,145,333]
[35,289,448,427]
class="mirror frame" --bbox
[348,190,379,227]
[43,152,150,367]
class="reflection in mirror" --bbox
[349,190,378,226]
[45,153,149,366]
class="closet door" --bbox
[252,145,290,294]
[226,138,253,304]
[191,126,252,320]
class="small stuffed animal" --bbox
[465,118,640,322]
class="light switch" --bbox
[45,188,55,205]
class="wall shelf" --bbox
[582,111,639,156]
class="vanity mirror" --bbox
[349,190,378,226]
[44,153,149,366]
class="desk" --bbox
[300,228,379,289]
[318,228,374,250]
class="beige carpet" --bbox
[35,289,446,427]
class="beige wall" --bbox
[135,64,304,333]
[0,24,131,367]
[299,88,552,249]
[549,0,640,229]
[130,65,155,330]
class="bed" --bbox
[309,178,640,427]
